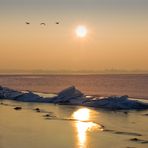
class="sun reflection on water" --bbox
[73,108,90,121]
[73,108,103,148]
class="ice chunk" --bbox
[0,86,53,103]
[14,91,42,102]
[51,86,85,103]
[0,85,148,110]
[0,86,22,99]
[84,96,148,110]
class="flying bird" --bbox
[40,23,46,26]
[25,22,30,25]
[55,22,60,24]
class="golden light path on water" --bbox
[73,108,103,148]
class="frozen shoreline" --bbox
[1,86,148,110]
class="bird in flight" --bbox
[25,22,30,25]
[55,22,60,24]
[40,23,46,26]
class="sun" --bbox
[75,25,87,38]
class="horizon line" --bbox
[0,70,148,75]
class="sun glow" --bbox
[75,25,87,38]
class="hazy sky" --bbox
[0,0,148,71]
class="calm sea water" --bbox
[0,74,148,99]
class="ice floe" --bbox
[0,85,148,110]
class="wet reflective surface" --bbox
[0,100,148,148]
[72,108,103,148]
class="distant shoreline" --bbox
[0,69,148,75]
[0,73,148,76]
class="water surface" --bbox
[0,74,148,99]
[0,100,148,148]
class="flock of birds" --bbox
[25,21,60,26]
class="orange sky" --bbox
[0,0,148,72]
